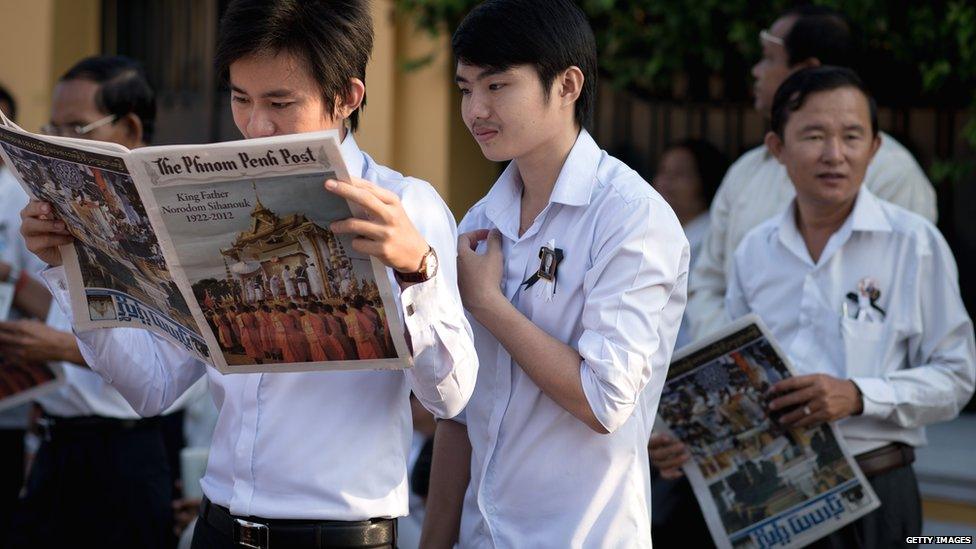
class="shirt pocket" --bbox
[840,316,886,375]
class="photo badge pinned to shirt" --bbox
[842,277,886,322]
[521,239,564,303]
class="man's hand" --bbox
[649,433,690,479]
[326,177,430,274]
[20,200,72,267]
[0,320,82,364]
[172,497,201,537]
[768,374,863,428]
[456,229,505,320]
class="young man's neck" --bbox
[514,123,580,231]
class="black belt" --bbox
[38,414,160,440]
[199,497,396,549]
[855,442,915,477]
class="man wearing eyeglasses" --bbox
[6,56,205,549]
[651,6,939,547]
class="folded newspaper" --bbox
[0,111,410,374]
[656,315,879,549]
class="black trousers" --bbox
[7,422,174,549]
[0,430,25,546]
[651,464,921,549]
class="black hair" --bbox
[452,0,597,128]
[0,83,16,121]
[782,6,853,68]
[215,0,373,132]
[662,139,729,206]
[60,55,157,143]
[771,66,878,138]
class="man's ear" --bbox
[765,131,785,164]
[557,67,584,109]
[121,112,144,146]
[868,133,882,162]
[334,77,366,123]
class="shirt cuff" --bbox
[40,266,73,319]
[399,274,451,354]
[851,377,895,420]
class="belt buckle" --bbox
[234,518,269,549]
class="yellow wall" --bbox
[0,0,99,132]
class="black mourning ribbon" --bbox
[521,246,564,294]
[845,291,887,319]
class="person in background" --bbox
[0,82,54,547]
[648,137,728,548]
[684,5,937,342]
[4,56,205,549]
[652,138,729,349]
[656,66,976,548]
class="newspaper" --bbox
[0,118,411,374]
[656,315,879,549]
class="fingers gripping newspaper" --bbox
[0,116,411,374]
[656,315,879,549]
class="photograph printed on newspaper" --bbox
[129,132,411,373]
[0,126,208,362]
[656,315,879,549]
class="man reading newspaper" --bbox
[651,67,975,547]
[20,2,477,548]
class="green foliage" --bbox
[397,0,976,180]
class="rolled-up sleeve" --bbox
[579,197,689,433]
[398,180,478,419]
[853,230,975,426]
[40,266,207,416]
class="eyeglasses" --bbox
[41,114,118,137]
[760,29,785,47]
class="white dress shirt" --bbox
[726,187,975,455]
[688,133,937,340]
[42,134,478,520]
[36,303,207,419]
[455,130,689,548]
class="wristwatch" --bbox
[395,246,438,283]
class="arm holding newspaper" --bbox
[328,175,478,419]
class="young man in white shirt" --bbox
[19,1,477,548]
[685,6,937,342]
[657,66,975,548]
[421,1,689,546]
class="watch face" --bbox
[424,250,438,278]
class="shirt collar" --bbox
[483,129,601,239]
[776,185,891,266]
[338,130,367,178]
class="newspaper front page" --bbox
[0,120,410,374]
[657,315,879,549]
